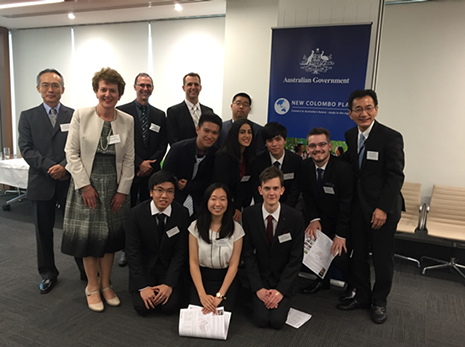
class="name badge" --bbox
[60,123,70,132]
[278,233,292,243]
[323,186,335,195]
[283,172,294,180]
[241,175,251,182]
[215,238,229,247]
[150,123,160,133]
[108,134,121,145]
[166,227,180,238]
[367,151,379,161]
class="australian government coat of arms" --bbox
[300,48,335,74]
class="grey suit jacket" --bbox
[18,103,74,201]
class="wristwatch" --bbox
[216,292,226,300]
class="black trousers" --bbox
[252,293,292,330]
[130,176,151,208]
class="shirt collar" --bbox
[358,120,375,141]
[43,102,61,115]
[184,99,199,110]
[150,200,172,216]
[314,160,328,171]
[262,202,281,223]
[269,150,285,166]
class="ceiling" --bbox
[0,0,226,29]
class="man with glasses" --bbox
[166,72,214,145]
[116,73,168,267]
[299,128,354,300]
[217,92,265,154]
[336,89,404,325]
[125,170,189,315]
[18,68,84,293]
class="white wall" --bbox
[377,0,465,198]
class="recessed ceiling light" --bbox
[0,0,64,10]
[68,12,75,20]
[174,3,183,11]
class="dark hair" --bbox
[259,166,284,186]
[348,89,378,110]
[307,127,331,142]
[294,144,303,152]
[232,92,252,106]
[36,69,64,87]
[134,72,153,85]
[217,118,256,164]
[262,122,287,141]
[198,113,222,130]
[196,183,235,244]
[148,170,178,192]
[92,67,126,96]
[183,72,201,85]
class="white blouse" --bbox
[189,221,244,269]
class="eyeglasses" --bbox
[233,101,250,108]
[136,83,153,89]
[307,142,329,149]
[40,83,62,90]
[152,187,175,195]
[351,105,375,114]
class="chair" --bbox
[395,182,423,267]
[421,185,465,280]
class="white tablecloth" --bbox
[0,158,29,189]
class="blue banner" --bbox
[268,24,372,141]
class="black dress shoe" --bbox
[371,305,387,324]
[336,299,369,311]
[39,278,57,294]
[301,280,330,294]
[339,287,356,302]
[117,251,127,267]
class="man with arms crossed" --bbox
[243,166,304,329]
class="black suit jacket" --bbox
[242,203,304,297]
[125,200,189,291]
[217,119,266,155]
[117,100,168,174]
[18,103,74,201]
[162,137,217,213]
[251,149,302,207]
[299,155,353,239]
[344,121,405,221]
[166,101,213,145]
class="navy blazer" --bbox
[125,200,189,291]
[242,203,304,297]
[166,101,213,145]
[299,155,353,239]
[117,100,168,174]
[18,103,74,201]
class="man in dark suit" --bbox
[299,128,354,299]
[18,68,83,293]
[336,90,404,325]
[126,170,189,315]
[166,72,213,145]
[251,122,302,207]
[163,113,222,219]
[216,92,266,154]
[116,73,168,267]
[243,166,304,330]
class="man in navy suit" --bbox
[336,90,404,324]
[126,170,189,315]
[116,73,168,267]
[216,92,266,154]
[243,166,304,330]
[299,128,354,299]
[18,69,83,293]
[166,72,213,145]
[251,122,302,207]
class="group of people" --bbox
[18,68,404,329]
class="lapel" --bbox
[348,127,360,175]
[256,205,269,247]
[182,102,196,131]
[272,205,287,246]
[359,121,378,172]
[52,106,70,137]
[39,106,56,136]
[130,101,144,141]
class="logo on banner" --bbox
[274,98,290,115]
[300,48,334,74]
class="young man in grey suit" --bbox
[166,72,213,145]
[243,166,304,330]
[18,68,83,293]
[125,170,189,315]
[336,89,404,324]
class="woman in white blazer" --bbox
[62,68,134,312]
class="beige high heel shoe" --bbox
[101,286,120,307]
[85,287,104,312]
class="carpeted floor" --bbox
[0,193,464,347]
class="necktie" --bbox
[139,105,148,145]
[317,168,324,193]
[358,133,366,168]
[192,106,199,127]
[266,215,274,245]
[156,213,165,244]
[273,161,280,169]
[49,108,57,127]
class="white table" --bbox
[0,158,29,209]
